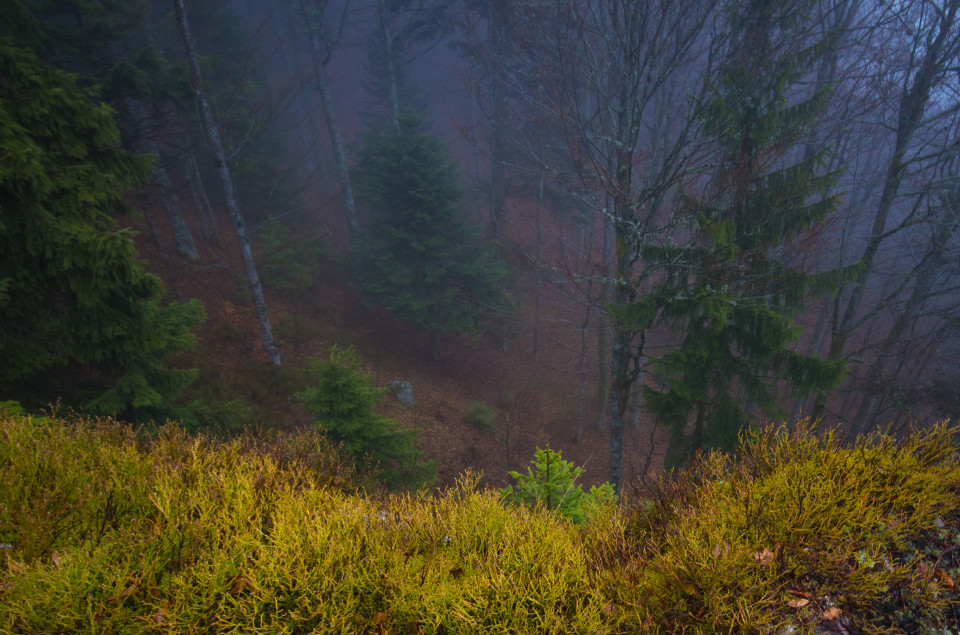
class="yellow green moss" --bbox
[1,414,957,633]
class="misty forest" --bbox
[2,0,960,631]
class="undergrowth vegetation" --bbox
[1,413,958,633]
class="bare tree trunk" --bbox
[596,211,613,432]
[137,190,186,303]
[375,0,401,133]
[608,321,644,490]
[155,155,199,261]
[487,1,508,249]
[813,0,959,419]
[314,64,359,240]
[175,0,281,366]
[129,102,199,261]
[185,148,217,246]
[576,272,593,444]
[852,222,954,434]
[300,0,360,240]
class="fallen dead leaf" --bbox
[754,548,775,565]
[822,607,842,620]
[602,602,617,615]
[711,542,731,557]
[373,612,387,624]
[227,574,250,596]
[787,598,810,609]
[934,569,955,591]
[787,589,812,598]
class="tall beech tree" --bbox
[511,0,716,489]
[367,0,453,132]
[637,0,846,466]
[0,38,204,417]
[811,0,960,426]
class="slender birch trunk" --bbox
[174,0,281,366]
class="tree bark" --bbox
[375,0,401,133]
[812,0,959,420]
[596,211,613,432]
[851,221,954,434]
[314,62,359,240]
[124,99,199,261]
[184,148,217,246]
[300,0,360,241]
[174,0,281,366]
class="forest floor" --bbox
[130,201,667,491]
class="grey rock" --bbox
[390,380,414,407]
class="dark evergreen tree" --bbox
[298,345,435,490]
[353,115,507,357]
[0,38,204,418]
[636,0,845,466]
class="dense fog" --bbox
[2,0,958,488]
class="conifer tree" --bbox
[298,345,435,490]
[0,38,204,418]
[637,0,845,466]
[353,115,507,357]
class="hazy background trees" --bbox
[3,0,958,490]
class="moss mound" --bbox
[1,414,957,633]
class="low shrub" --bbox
[501,446,616,525]
[464,400,496,433]
[617,422,960,633]
[2,414,958,633]
[0,413,610,633]
[298,345,435,490]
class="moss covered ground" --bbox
[1,413,958,633]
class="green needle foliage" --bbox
[353,115,508,351]
[0,38,204,419]
[298,345,435,490]
[501,446,616,525]
[635,0,846,466]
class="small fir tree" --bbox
[636,0,845,466]
[501,446,615,525]
[297,345,435,490]
[0,39,204,419]
[353,115,507,357]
